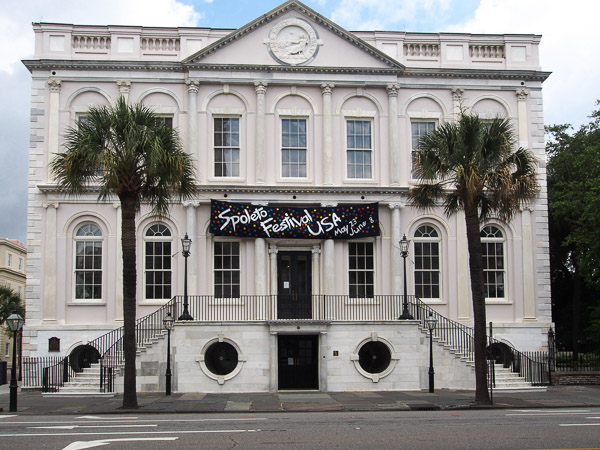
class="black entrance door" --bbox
[277,251,312,319]
[278,335,319,390]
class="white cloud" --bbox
[448,0,600,128]
[331,0,450,30]
[0,0,202,74]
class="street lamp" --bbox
[163,312,175,396]
[178,233,193,320]
[425,312,437,393]
[399,234,413,319]
[6,311,24,412]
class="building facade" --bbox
[0,238,26,364]
[23,1,551,392]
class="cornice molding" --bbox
[404,67,551,82]
[37,183,409,197]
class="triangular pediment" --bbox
[182,0,404,73]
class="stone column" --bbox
[116,80,131,103]
[186,80,200,179]
[321,83,334,185]
[47,79,61,181]
[323,239,335,320]
[269,331,278,392]
[114,203,123,322]
[388,202,404,295]
[269,245,278,319]
[516,88,530,148]
[387,84,400,185]
[254,82,268,184]
[43,202,58,323]
[456,210,470,320]
[452,87,464,120]
[312,245,321,319]
[521,206,536,320]
[184,201,199,296]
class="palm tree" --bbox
[0,285,25,328]
[51,97,196,409]
[409,113,539,404]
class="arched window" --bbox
[144,224,172,300]
[74,223,102,300]
[481,225,505,299]
[413,225,440,299]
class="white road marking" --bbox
[0,416,18,419]
[559,423,600,427]
[63,437,177,450]
[509,409,591,413]
[506,412,592,416]
[32,425,157,430]
[0,417,267,425]
[77,416,138,420]
[0,429,260,437]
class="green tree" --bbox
[51,97,196,409]
[546,102,600,347]
[0,285,25,329]
[409,114,539,404]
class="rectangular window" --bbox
[5,343,9,357]
[411,121,436,179]
[214,118,240,177]
[18,258,22,271]
[346,119,372,179]
[154,116,173,128]
[18,286,21,298]
[7,253,11,267]
[214,241,240,298]
[349,242,374,298]
[414,241,440,299]
[75,241,102,299]
[145,241,172,300]
[482,242,505,298]
[281,118,307,178]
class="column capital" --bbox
[312,245,321,255]
[268,245,278,256]
[516,88,530,100]
[452,87,464,102]
[116,80,131,94]
[387,202,405,210]
[254,81,268,94]
[186,79,200,94]
[387,83,400,97]
[182,200,200,208]
[47,78,62,92]
[321,83,334,95]
[520,203,535,213]
[43,202,59,209]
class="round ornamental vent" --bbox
[358,341,392,374]
[204,342,239,376]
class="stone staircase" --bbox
[491,364,546,391]
[42,332,168,397]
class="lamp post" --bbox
[425,312,437,393]
[6,311,24,412]
[178,233,193,320]
[399,234,414,319]
[163,312,175,396]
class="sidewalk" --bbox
[1,384,600,415]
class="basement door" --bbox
[277,251,312,319]
[278,334,319,390]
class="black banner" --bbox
[210,200,379,239]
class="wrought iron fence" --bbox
[548,330,600,372]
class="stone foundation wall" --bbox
[551,372,600,385]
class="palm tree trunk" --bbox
[464,204,491,404]
[120,195,138,409]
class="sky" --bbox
[1,0,599,244]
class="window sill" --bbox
[485,299,512,305]
[141,299,170,306]
[68,301,107,306]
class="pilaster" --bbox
[116,80,131,103]
[387,84,400,185]
[321,83,334,185]
[255,81,268,184]
[388,202,404,295]
[47,78,61,182]
[42,202,59,323]
[183,200,200,296]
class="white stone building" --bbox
[23,0,551,393]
